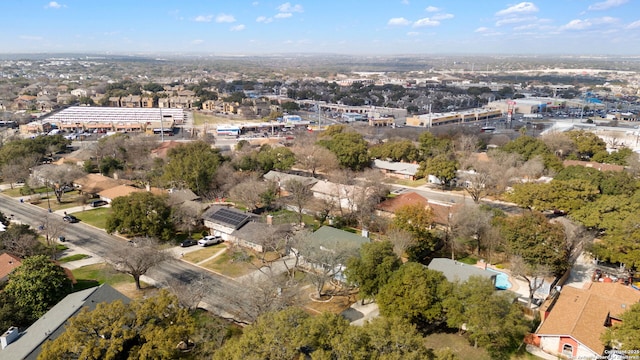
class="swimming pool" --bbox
[488,269,512,290]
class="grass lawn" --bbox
[74,208,112,229]
[1,187,23,197]
[193,112,233,126]
[391,178,428,187]
[71,263,133,287]
[182,243,227,264]
[59,253,90,262]
[424,333,491,360]
[200,251,257,278]
[457,256,478,265]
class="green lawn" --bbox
[182,243,227,264]
[74,208,112,229]
[200,251,256,278]
[424,333,491,360]
[59,254,90,263]
[71,263,134,287]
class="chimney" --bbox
[1,327,19,349]
[266,215,273,226]
[361,228,369,238]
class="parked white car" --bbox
[198,235,223,247]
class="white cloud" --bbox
[588,0,628,11]
[495,2,539,16]
[401,0,410,4]
[561,19,593,30]
[413,17,440,27]
[45,1,64,9]
[230,24,246,31]
[252,1,259,5]
[495,16,535,26]
[407,31,420,36]
[275,12,292,19]
[432,13,454,20]
[194,15,213,22]
[388,17,411,26]
[256,16,273,23]
[627,20,640,29]
[425,6,440,12]
[277,2,304,13]
[191,39,204,45]
[475,27,489,33]
[216,14,236,23]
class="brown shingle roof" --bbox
[73,174,132,194]
[0,253,22,280]
[537,283,640,355]
[376,192,458,225]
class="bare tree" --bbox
[163,275,210,311]
[37,164,85,203]
[541,131,575,158]
[510,255,551,307]
[0,224,43,258]
[519,156,545,181]
[112,237,173,290]
[293,143,339,177]
[0,155,38,189]
[454,134,480,157]
[171,204,201,236]
[458,159,498,203]
[349,169,389,231]
[38,213,66,259]
[450,203,493,256]
[284,179,313,224]
[229,176,268,211]
[386,228,415,258]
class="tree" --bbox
[602,302,640,352]
[386,228,415,258]
[450,204,493,257]
[229,176,270,211]
[106,192,175,241]
[39,290,195,360]
[0,223,45,258]
[293,143,339,177]
[499,212,569,304]
[457,160,496,203]
[418,131,452,158]
[284,179,313,223]
[0,154,37,189]
[419,154,458,189]
[444,277,529,359]
[161,141,222,196]
[37,164,85,203]
[317,126,370,171]
[391,203,439,259]
[112,237,173,290]
[4,255,72,321]
[566,130,607,159]
[345,241,401,303]
[369,139,420,162]
[377,262,452,332]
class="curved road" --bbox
[0,194,251,323]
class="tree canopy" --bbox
[345,240,401,302]
[602,302,640,352]
[4,255,72,321]
[161,141,223,196]
[106,192,175,241]
[317,125,370,171]
[39,290,195,360]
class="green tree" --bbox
[502,135,562,171]
[444,277,529,359]
[418,132,452,158]
[345,241,401,303]
[161,141,222,196]
[566,130,606,159]
[4,255,72,321]
[39,290,195,360]
[592,147,633,166]
[602,302,640,352]
[99,156,124,176]
[256,145,296,173]
[281,101,300,111]
[317,126,370,171]
[369,139,420,162]
[106,192,175,241]
[377,262,452,332]
[419,154,458,189]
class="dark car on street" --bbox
[180,239,198,247]
[63,215,79,223]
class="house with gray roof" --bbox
[0,284,129,360]
[372,159,420,180]
[263,170,318,193]
[427,258,497,286]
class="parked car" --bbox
[63,215,79,223]
[89,200,108,207]
[180,239,198,247]
[198,235,223,247]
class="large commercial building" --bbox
[405,108,502,127]
[22,106,185,135]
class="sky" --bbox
[1,0,640,56]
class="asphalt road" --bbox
[0,194,251,323]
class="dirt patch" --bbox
[112,283,158,300]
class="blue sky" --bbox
[1,0,639,55]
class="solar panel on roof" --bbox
[209,208,252,229]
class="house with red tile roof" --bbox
[533,282,640,359]
[0,253,22,283]
[376,191,459,227]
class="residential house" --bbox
[120,95,141,108]
[201,205,293,252]
[72,173,132,197]
[97,185,164,203]
[427,258,497,286]
[372,159,420,180]
[140,95,154,108]
[562,160,624,173]
[202,99,224,112]
[0,253,22,284]
[107,96,120,107]
[70,88,87,98]
[0,284,129,360]
[56,93,75,105]
[533,282,640,359]
[376,192,458,228]
[310,180,366,211]
[12,95,36,110]
[263,170,318,196]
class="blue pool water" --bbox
[488,269,512,290]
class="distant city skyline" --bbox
[2,0,640,56]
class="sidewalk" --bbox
[57,240,104,270]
